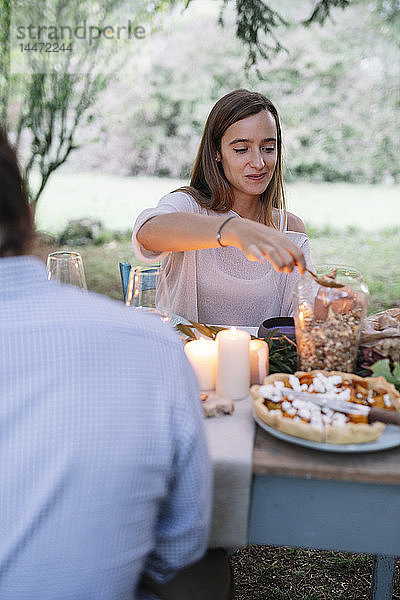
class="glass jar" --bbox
[293,265,369,372]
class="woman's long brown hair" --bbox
[174,89,286,228]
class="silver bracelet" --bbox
[216,215,237,247]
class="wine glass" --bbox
[125,266,171,322]
[47,251,88,290]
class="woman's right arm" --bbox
[137,213,306,274]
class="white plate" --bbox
[254,414,400,453]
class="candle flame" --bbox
[249,339,263,349]
[299,302,312,326]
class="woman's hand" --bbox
[221,217,306,274]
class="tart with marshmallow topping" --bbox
[251,370,400,444]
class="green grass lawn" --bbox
[35,173,185,234]
[35,173,399,312]
[35,172,400,234]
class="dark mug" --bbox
[258,317,295,340]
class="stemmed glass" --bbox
[125,266,171,322]
[46,251,88,290]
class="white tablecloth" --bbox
[204,395,256,549]
[172,319,258,548]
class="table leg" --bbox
[371,555,396,600]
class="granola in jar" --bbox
[293,266,369,373]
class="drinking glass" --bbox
[47,251,88,290]
[125,266,171,322]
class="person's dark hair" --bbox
[175,89,286,228]
[0,127,32,256]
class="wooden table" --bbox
[248,425,400,599]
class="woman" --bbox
[132,89,313,326]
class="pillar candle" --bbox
[216,327,250,400]
[249,339,269,385]
[184,338,217,391]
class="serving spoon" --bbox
[304,267,344,288]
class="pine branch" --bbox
[303,0,351,26]
[236,0,289,68]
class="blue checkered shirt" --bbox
[0,256,212,600]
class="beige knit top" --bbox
[132,192,313,327]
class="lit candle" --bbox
[216,327,250,400]
[249,339,269,385]
[184,338,217,391]
[299,301,313,326]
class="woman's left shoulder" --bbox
[286,211,307,234]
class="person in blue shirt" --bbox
[0,128,230,600]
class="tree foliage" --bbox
[303,0,350,25]
[1,0,398,211]
[78,1,399,184]
[222,0,289,69]
[185,0,352,69]
[0,0,158,210]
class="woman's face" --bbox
[217,110,278,206]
